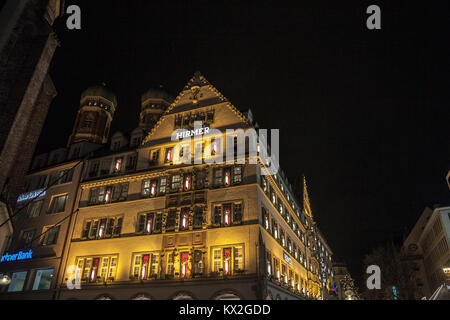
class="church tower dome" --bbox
[139,86,173,132]
[68,84,117,146]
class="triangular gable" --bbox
[142,72,251,145]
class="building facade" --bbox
[0,0,63,256]
[402,205,450,299]
[0,73,334,300]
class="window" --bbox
[114,157,123,172]
[37,174,49,188]
[266,251,272,276]
[212,202,243,227]
[171,175,181,192]
[272,220,278,239]
[261,176,268,193]
[180,208,190,231]
[192,250,204,275]
[193,207,204,228]
[211,246,244,275]
[159,177,167,195]
[88,183,128,205]
[165,148,173,163]
[22,229,35,246]
[132,253,159,279]
[224,168,231,186]
[56,168,74,184]
[82,216,122,239]
[88,161,100,177]
[166,210,177,231]
[233,166,242,183]
[166,252,174,277]
[262,207,270,231]
[273,257,280,279]
[41,225,60,246]
[214,168,223,186]
[100,159,111,175]
[183,174,192,191]
[8,271,27,292]
[77,255,118,282]
[142,179,158,197]
[137,212,157,234]
[233,246,244,271]
[280,230,286,247]
[214,167,242,187]
[151,150,159,163]
[195,170,206,189]
[211,138,219,156]
[28,200,43,218]
[48,194,67,213]
[180,252,190,278]
[126,154,137,170]
[32,268,54,290]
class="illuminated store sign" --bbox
[1,250,33,262]
[175,127,210,140]
[283,252,292,265]
[16,189,45,202]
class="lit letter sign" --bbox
[1,250,33,262]
[175,126,210,140]
[16,189,45,202]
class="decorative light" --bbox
[0,274,11,286]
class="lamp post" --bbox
[0,274,11,286]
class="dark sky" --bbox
[37,0,450,287]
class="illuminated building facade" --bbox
[1,73,334,300]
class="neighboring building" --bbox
[401,205,450,299]
[0,0,63,255]
[0,85,115,298]
[0,72,335,300]
[331,262,357,300]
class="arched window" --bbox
[132,294,151,300]
[172,293,194,300]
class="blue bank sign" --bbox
[1,250,33,262]
[16,189,45,203]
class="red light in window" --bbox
[224,206,231,226]
[184,175,191,191]
[224,169,230,186]
[115,158,122,171]
[223,249,231,275]
[146,215,153,233]
[150,180,157,197]
[166,149,173,162]
[91,258,99,281]
[181,210,189,230]
[105,187,111,203]
[141,255,149,280]
[181,253,189,278]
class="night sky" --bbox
[36,0,450,287]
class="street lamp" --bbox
[0,274,11,286]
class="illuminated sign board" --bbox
[283,252,292,265]
[175,127,210,140]
[16,189,45,203]
[1,250,33,262]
